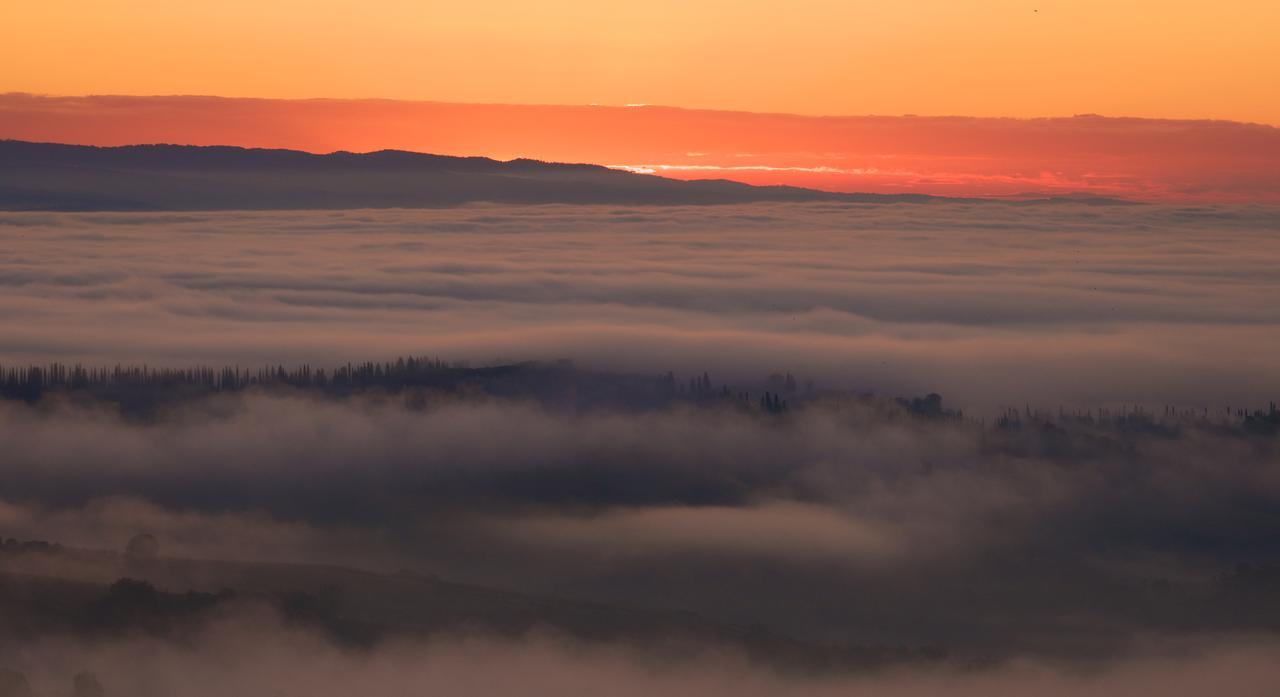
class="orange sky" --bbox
[3,0,1279,125]
[3,94,1278,201]
[3,1,1278,201]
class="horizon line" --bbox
[0,138,1141,205]
[5,91,1277,130]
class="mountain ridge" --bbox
[0,140,1128,211]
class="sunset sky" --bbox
[7,4,1280,688]
[3,0,1279,200]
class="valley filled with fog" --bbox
[2,201,1279,696]
[3,202,1279,412]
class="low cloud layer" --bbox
[6,606,1280,697]
[2,203,1279,412]
[1,390,1277,655]
[2,202,1279,687]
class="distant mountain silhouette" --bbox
[0,140,1130,211]
[0,140,962,211]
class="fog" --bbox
[3,203,1279,412]
[3,202,1280,693]
[1,390,1277,657]
[8,615,1280,697]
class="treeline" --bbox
[0,358,464,395]
[1,358,1274,434]
[0,358,817,418]
[993,401,1280,435]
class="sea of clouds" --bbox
[2,202,1280,694]
[2,202,1278,411]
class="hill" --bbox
[0,140,950,211]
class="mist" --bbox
[1,387,1278,656]
[3,201,1280,693]
[3,203,1279,412]
[9,615,1280,697]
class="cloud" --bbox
[1,387,1278,654]
[490,502,906,564]
[2,203,1278,410]
[0,497,399,577]
[7,613,1280,697]
[1,201,1279,663]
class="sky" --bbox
[3,94,1279,201]
[4,0,1280,124]
[2,1,1279,200]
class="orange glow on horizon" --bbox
[2,94,1277,202]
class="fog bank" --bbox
[2,203,1279,411]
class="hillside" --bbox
[0,140,946,210]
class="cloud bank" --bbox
[8,619,1280,697]
[3,201,1280,690]
[2,203,1278,411]
[1,389,1278,656]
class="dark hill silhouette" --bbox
[0,140,1128,211]
[0,140,951,210]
